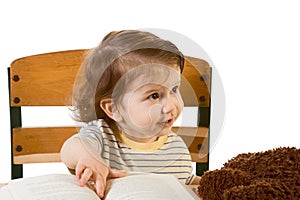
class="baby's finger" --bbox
[108,169,127,178]
[78,167,93,186]
[75,164,86,179]
[94,175,106,198]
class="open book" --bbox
[0,173,200,200]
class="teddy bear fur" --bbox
[198,147,300,200]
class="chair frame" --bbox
[8,49,211,179]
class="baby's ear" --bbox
[100,98,122,122]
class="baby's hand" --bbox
[75,161,126,198]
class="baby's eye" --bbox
[171,86,179,94]
[148,93,159,100]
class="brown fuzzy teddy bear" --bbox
[198,147,300,199]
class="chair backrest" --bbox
[8,49,211,179]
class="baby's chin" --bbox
[127,126,168,139]
[152,126,172,137]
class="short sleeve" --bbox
[72,120,104,156]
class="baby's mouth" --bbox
[162,118,174,127]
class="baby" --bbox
[60,30,201,197]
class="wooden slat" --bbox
[10,50,210,107]
[10,50,86,106]
[12,127,78,158]
[182,56,211,107]
[14,153,61,164]
[171,126,208,137]
[13,126,208,164]
[173,127,209,163]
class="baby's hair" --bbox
[71,30,184,124]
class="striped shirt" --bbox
[74,119,195,184]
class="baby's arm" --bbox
[60,137,126,198]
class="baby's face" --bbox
[113,64,183,142]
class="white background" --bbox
[1,0,300,182]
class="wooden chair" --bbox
[8,49,211,179]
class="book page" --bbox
[0,186,14,200]
[104,173,200,200]
[5,174,99,200]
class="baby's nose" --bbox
[162,98,175,114]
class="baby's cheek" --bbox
[148,104,163,120]
[133,104,162,128]
[126,106,149,128]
